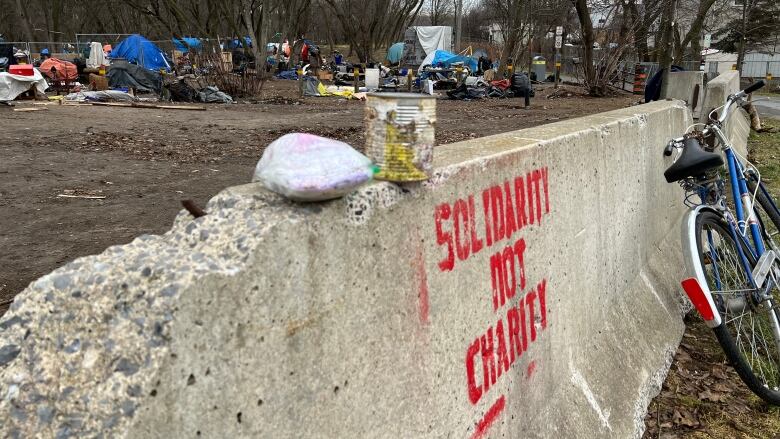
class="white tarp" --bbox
[413,26,452,56]
[87,42,107,68]
[0,69,48,102]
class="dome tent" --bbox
[111,34,171,72]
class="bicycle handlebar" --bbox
[744,79,766,95]
[664,80,767,156]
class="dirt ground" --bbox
[0,81,636,306]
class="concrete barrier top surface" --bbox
[0,100,693,439]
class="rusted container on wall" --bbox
[364,92,437,182]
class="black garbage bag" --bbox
[167,81,198,102]
[510,73,535,97]
[447,83,488,100]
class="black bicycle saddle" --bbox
[664,137,724,183]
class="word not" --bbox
[490,238,526,312]
[434,167,549,272]
[465,279,547,405]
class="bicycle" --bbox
[663,79,780,405]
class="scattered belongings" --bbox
[198,86,233,104]
[0,68,48,102]
[89,101,207,111]
[301,77,364,100]
[65,90,137,102]
[253,133,375,201]
[276,70,298,80]
[13,107,47,112]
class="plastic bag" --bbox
[253,133,375,201]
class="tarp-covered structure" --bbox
[111,34,171,72]
[413,26,452,56]
[40,58,78,81]
[418,50,478,73]
[172,37,202,53]
[106,60,162,93]
[0,69,48,101]
[386,42,404,64]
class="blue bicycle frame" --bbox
[702,135,766,290]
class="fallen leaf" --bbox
[698,389,726,402]
[672,408,700,427]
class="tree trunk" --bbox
[14,0,35,42]
[659,0,676,99]
[736,0,749,73]
[572,0,598,95]
[240,0,262,73]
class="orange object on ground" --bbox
[9,65,34,76]
[40,58,78,81]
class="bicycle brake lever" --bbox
[663,142,675,157]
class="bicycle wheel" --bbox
[695,210,780,405]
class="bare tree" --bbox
[427,0,453,26]
[322,0,424,62]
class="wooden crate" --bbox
[89,74,109,91]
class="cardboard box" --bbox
[318,71,333,81]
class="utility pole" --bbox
[454,0,463,52]
[554,26,563,89]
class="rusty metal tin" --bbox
[364,92,437,182]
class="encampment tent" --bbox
[403,26,453,66]
[172,37,202,53]
[418,50,478,73]
[386,42,404,64]
[111,34,171,72]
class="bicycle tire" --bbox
[695,210,780,405]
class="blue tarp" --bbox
[386,42,404,64]
[226,37,254,49]
[275,70,298,80]
[172,37,202,53]
[111,34,171,72]
[425,50,478,73]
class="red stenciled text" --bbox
[431,167,553,417]
[465,279,547,404]
[434,167,549,272]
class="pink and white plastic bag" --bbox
[253,133,375,201]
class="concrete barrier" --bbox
[699,70,750,157]
[0,101,694,438]
[663,71,704,115]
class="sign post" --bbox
[701,33,712,72]
[554,26,563,89]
